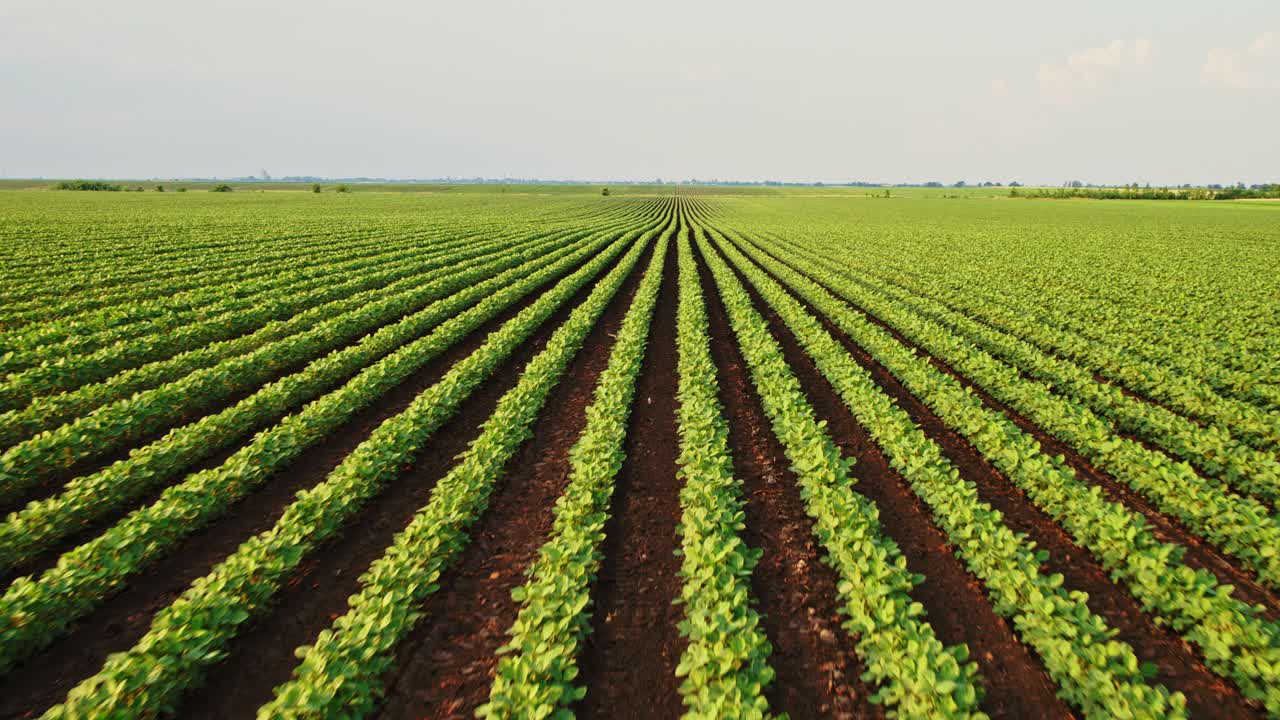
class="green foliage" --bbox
[696,224,988,719]
[0,204,665,675]
[211,183,233,192]
[259,213,662,719]
[52,180,122,191]
[39,207,663,718]
[667,222,778,718]
[479,220,674,718]
[1016,185,1280,200]
[722,222,1280,715]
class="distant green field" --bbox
[1,186,1278,718]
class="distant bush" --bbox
[312,183,322,193]
[211,184,234,193]
[155,185,165,192]
[601,187,610,196]
[334,184,351,193]
[53,180,122,192]
[176,187,187,193]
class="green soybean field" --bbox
[0,185,1278,719]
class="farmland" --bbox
[0,186,1278,719]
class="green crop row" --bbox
[37,206,664,719]
[0,222,627,575]
[7,198,645,365]
[0,227,511,407]
[0,225,459,365]
[667,225,776,719]
[816,212,1280,407]
[887,241,1280,412]
[724,227,1280,715]
[761,232,1280,507]
[0,211,652,495]
[848,242,1280,453]
[742,233,1280,588]
[0,197,616,324]
[702,222,1194,719]
[0,201,660,409]
[1,224,498,372]
[693,224,989,718]
[0,211,662,674]
[475,224,671,717]
[1,224,417,328]
[255,213,667,719]
[0,211,646,450]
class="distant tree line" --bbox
[1013,183,1280,201]
[53,180,123,191]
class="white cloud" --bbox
[1039,37,1152,103]
[1201,31,1279,89]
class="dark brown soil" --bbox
[786,249,1280,617]
[0,228,603,518]
[740,237,1265,718]
[0,235,610,585]
[575,231,685,720]
[177,233,654,720]
[0,219,629,515]
[695,237,884,720]
[703,233,1076,720]
[370,231,661,719]
[828,260,1280,605]
[857,262,1248,452]
[807,264,1280,509]
[0,236,628,720]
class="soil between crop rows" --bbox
[179,233,650,719]
[701,232,1075,720]
[774,246,1280,616]
[0,235,631,720]
[738,236,1264,718]
[370,229,659,719]
[0,230,585,519]
[575,233,685,720]
[694,237,882,720]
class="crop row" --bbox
[666,223,777,717]
[2,223,497,370]
[0,223,404,319]
[0,218,646,578]
[36,207,666,718]
[0,201,660,409]
[891,244,1280,410]
[255,212,667,718]
[723,226,1280,714]
[848,243,1280,453]
[702,223,1191,718]
[0,212,661,675]
[745,232,1280,588]
[0,209,652,449]
[693,224,991,717]
[477,223,673,717]
[0,208,656,496]
[838,219,1279,396]
[5,197,639,362]
[761,232,1280,507]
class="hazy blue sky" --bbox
[2,1,1277,184]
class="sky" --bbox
[2,0,1278,185]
